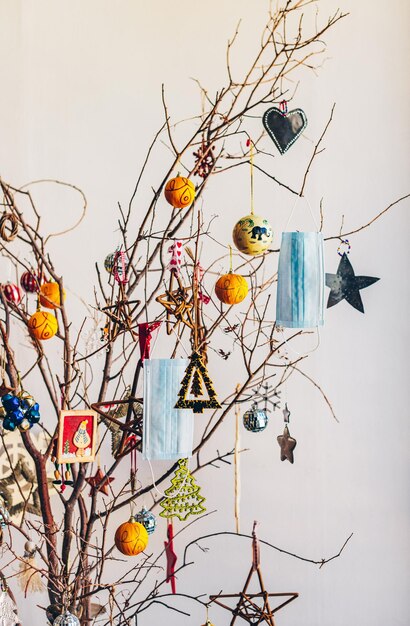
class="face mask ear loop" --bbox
[279,326,321,357]
[169,326,190,358]
[284,194,320,232]
[149,323,162,359]
[146,457,190,499]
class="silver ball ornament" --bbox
[53,611,80,626]
[135,506,157,535]
[243,405,269,433]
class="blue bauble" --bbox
[135,506,157,535]
[3,416,16,431]
[9,408,25,425]
[243,405,269,433]
[1,394,19,411]
[26,403,40,424]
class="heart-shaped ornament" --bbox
[263,105,307,154]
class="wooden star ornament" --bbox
[210,525,298,625]
[210,572,297,626]
[277,425,297,463]
[156,272,194,335]
[85,468,115,496]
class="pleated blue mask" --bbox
[276,231,325,328]
[142,358,194,461]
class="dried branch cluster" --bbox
[0,2,404,624]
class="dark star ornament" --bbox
[277,425,297,463]
[325,253,379,313]
[85,468,115,496]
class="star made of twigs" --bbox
[156,273,194,335]
[102,296,140,341]
[210,564,298,625]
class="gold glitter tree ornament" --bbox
[159,458,206,522]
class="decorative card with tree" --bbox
[57,410,97,464]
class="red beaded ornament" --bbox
[2,283,22,305]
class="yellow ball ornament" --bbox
[164,176,195,208]
[232,214,273,256]
[215,272,248,305]
[28,311,58,340]
[114,516,149,556]
[39,282,66,310]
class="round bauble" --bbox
[53,611,80,626]
[115,516,149,556]
[232,214,273,256]
[39,281,65,309]
[28,311,58,340]
[215,272,248,305]
[164,176,195,209]
[104,251,129,276]
[134,506,157,535]
[104,252,116,273]
[243,405,269,433]
[20,270,40,293]
[2,283,22,305]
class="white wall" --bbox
[0,1,409,625]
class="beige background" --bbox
[0,1,409,624]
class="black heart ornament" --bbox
[263,106,308,154]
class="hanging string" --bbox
[247,138,255,216]
[252,520,260,570]
[229,245,233,273]
[124,434,138,514]
[234,384,241,534]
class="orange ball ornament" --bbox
[28,311,58,340]
[114,516,149,556]
[164,176,195,209]
[39,282,65,310]
[215,272,249,305]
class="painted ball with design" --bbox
[164,176,195,208]
[115,516,149,556]
[28,311,58,340]
[232,214,273,256]
[215,272,249,305]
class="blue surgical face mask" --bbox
[276,231,325,329]
[142,358,194,461]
